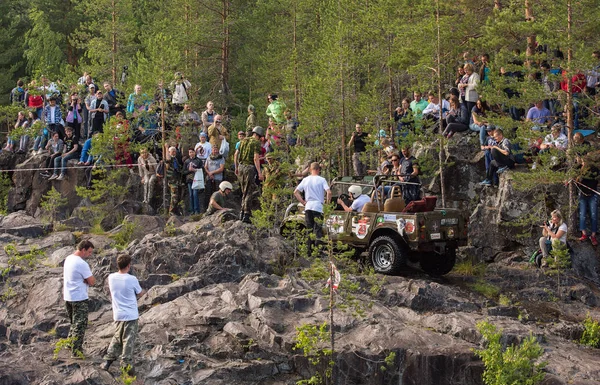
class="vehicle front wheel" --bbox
[420,247,456,276]
[369,235,406,275]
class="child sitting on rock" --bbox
[41,132,64,178]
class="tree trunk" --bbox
[387,34,394,145]
[293,0,300,117]
[436,0,446,207]
[221,0,231,110]
[111,0,117,86]
[567,0,574,232]
[525,0,536,64]
[184,2,190,73]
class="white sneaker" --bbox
[56,174,65,181]
[48,174,58,180]
[531,161,537,170]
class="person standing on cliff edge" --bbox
[63,240,95,357]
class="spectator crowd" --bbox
[2,49,600,250]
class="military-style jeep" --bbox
[281,175,468,276]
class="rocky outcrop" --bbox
[1,212,600,385]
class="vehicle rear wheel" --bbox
[420,247,456,276]
[369,235,406,275]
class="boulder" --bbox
[58,217,91,232]
[0,211,42,228]
[122,214,166,240]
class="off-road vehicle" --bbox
[281,175,468,276]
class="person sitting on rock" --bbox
[540,123,568,152]
[337,185,371,213]
[48,126,80,181]
[538,210,568,267]
[479,128,514,187]
[526,100,551,131]
[138,148,157,204]
[40,132,63,178]
[4,111,28,153]
[206,181,233,215]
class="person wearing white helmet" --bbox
[337,185,370,212]
[206,181,233,215]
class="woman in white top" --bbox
[460,63,480,116]
[539,209,568,261]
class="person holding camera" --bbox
[170,72,192,113]
[66,92,83,140]
[347,123,369,176]
[538,210,568,266]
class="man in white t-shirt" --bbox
[294,162,331,254]
[63,240,95,357]
[101,254,146,374]
[337,185,370,213]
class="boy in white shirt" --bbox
[63,240,95,357]
[101,254,146,374]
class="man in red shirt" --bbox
[560,69,587,129]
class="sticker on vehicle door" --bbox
[326,215,345,234]
[352,217,370,239]
[430,233,441,240]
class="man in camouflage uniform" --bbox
[165,145,183,215]
[236,126,264,223]
[63,240,96,357]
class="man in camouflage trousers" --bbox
[235,126,264,223]
[101,254,146,375]
[63,240,96,357]
[165,145,183,215]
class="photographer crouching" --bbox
[538,210,568,267]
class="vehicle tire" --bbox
[420,247,456,276]
[369,235,406,275]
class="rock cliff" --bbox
[1,137,600,385]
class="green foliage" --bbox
[454,259,486,277]
[53,337,82,359]
[580,314,600,348]
[40,187,68,225]
[294,322,333,385]
[469,280,500,299]
[118,365,137,385]
[23,7,66,78]
[498,294,512,307]
[0,172,12,215]
[475,321,546,385]
[547,240,571,272]
[1,244,45,278]
[111,220,138,251]
[163,221,177,237]
[380,351,396,372]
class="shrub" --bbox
[474,321,546,385]
[580,314,600,348]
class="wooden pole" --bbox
[436,0,446,207]
[161,82,168,217]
